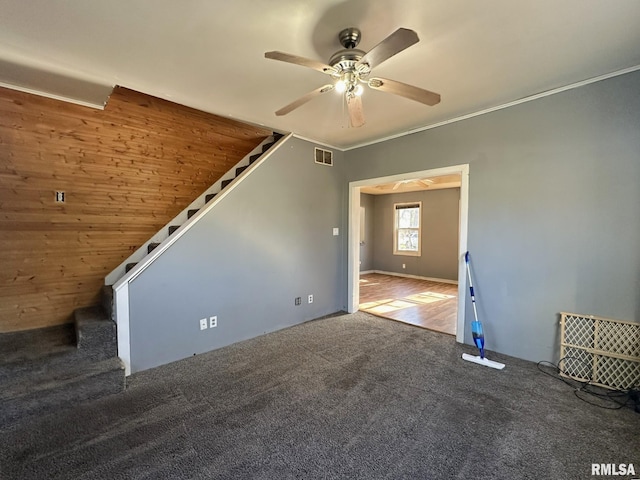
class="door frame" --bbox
[347,164,469,344]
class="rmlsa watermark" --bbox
[591,463,636,477]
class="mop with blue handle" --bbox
[462,252,505,370]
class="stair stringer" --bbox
[111,132,291,375]
[105,133,286,286]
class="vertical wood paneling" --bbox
[0,86,271,332]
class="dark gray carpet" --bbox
[1,312,638,479]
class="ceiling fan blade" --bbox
[368,77,441,106]
[347,94,365,128]
[265,51,337,75]
[356,28,419,70]
[275,84,335,116]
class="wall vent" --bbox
[314,147,333,166]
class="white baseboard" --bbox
[365,270,458,285]
[359,270,375,275]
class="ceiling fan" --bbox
[265,27,441,127]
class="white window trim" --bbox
[393,201,421,257]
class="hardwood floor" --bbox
[359,273,458,335]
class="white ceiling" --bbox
[1,0,639,149]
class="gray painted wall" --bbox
[344,70,640,363]
[126,70,639,373]
[359,193,375,271]
[370,189,459,281]
[128,137,345,373]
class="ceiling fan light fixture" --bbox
[265,27,441,125]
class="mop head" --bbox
[462,353,505,370]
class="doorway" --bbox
[347,164,469,344]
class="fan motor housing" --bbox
[338,27,362,49]
[329,49,364,71]
[331,28,370,75]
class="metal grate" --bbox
[560,312,640,390]
[314,147,333,166]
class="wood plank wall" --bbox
[0,86,271,332]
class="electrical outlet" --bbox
[209,316,217,328]
[295,297,301,306]
[402,264,406,269]
[308,294,313,304]
[199,318,208,330]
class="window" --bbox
[394,202,421,256]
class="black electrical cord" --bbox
[536,357,640,412]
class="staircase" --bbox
[0,132,286,424]
[109,132,285,282]
[0,287,124,428]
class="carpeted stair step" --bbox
[168,225,180,235]
[0,356,125,428]
[205,193,217,203]
[74,306,117,362]
[236,165,248,176]
[187,209,199,219]
[125,262,137,273]
[249,153,261,164]
[0,324,76,382]
[147,242,160,254]
[221,178,233,189]
[0,305,125,429]
[273,132,284,141]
